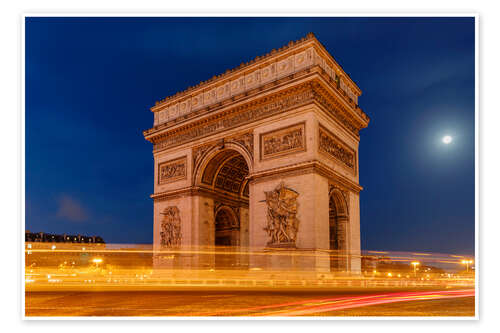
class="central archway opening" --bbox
[201,150,249,195]
[199,147,251,269]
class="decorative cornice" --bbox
[145,76,368,153]
[151,186,249,206]
[312,67,370,125]
[151,32,361,112]
[144,66,316,136]
[247,160,363,193]
[148,81,315,152]
[148,33,365,131]
[151,159,363,201]
[144,66,368,139]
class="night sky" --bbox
[25,17,475,254]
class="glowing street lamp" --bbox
[411,261,420,277]
[92,258,103,267]
[461,259,473,273]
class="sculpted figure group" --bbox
[160,206,182,247]
[263,182,300,247]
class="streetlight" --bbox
[92,257,103,268]
[411,261,420,277]
[461,259,473,273]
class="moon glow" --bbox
[442,135,452,144]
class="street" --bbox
[25,288,475,317]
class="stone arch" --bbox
[329,187,350,271]
[193,141,253,190]
[329,187,349,220]
[193,144,251,263]
[194,143,252,198]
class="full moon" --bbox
[442,135,453,144]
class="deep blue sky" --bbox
[25,17,475,254]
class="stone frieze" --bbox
[158,156,187,184]
[153,85,314,152]
[319,126,356,173]
[260,122,306,160]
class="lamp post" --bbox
[92,257,103,268]
[461,259,473,273]
[411,261,420,277]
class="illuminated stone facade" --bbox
[143,33,369,273]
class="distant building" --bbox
[25,230,105,244]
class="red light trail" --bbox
[188,289,474,316]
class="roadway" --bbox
[25,288,475,317]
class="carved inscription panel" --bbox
[260,122,306,160]
[158,156,187,185]
[318,126,356,173]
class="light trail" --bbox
[250,289,475,316]
[25,289,475,317]
[181,289,474,316]
[24,243,476,317]
[186,295,360,316]
[25,243,475,293]
[25,243,472,263]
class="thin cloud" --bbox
[55,194,89,223]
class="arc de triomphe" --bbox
[143,33,370,273]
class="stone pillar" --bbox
[191,195,214,270]
[153,197,193,270]
[337,217,349,272]
[238,206,250,269]
[192,195,214,247]
[248,172,331,272]
[348,191,361,273]
[239,207,249,248]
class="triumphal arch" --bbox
[143,33,369,273]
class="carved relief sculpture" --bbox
[319,126,356,172]
[260,122,306,160]
[192,144,212,171]
[229,132,254,159]
[192,132,253,176]
[158,156,187,184]
[160,206,182,247]
[263,182,300,247]
[152,87,314,152]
